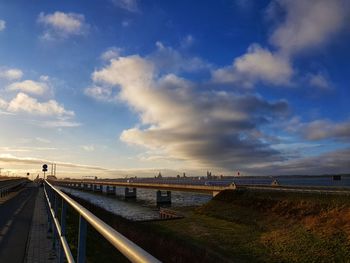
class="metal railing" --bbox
[0,179,27,198]
[44,180,161,263]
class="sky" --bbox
[0,0,350,178]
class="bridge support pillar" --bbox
[156,190,171,204]
[213,183,237,197]
[212,191,220,197]
[271,179,279,187]
[106,186,116,195]
[125,187,136,199]
[93,184,102,192]
[84,184,92,191]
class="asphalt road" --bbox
[0,184,38,263]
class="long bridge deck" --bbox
[53,178,350,196]
[53,179,237,195]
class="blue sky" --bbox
[0,0,349,178]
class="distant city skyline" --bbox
[0,0,349,178]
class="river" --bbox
[59,186,211,221]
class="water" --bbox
[58,186,211,221]
[58,175,349,221]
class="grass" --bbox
[64,203,129,263]
[149,189,350,262]
[61,189,350,262]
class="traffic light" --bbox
[42,164,48,172]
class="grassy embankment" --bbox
[64,189,350,262]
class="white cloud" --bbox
[0,68,23,81]
[149,41,211,74]
[212,0,348,89]
[268,0,348,55]
[0,154,109,171]
[0,97,8,109]
[0,19,5,31]
[100,47,122,61]
[121,20,130,27]
[7,79,50,96]
[92,55,288,169]
[7,92,74,117]
[84,86,117,102]
[35,137,51,143]
[212,44,293,87]
[82,145,95,152]
[180,34,195,48]
[40,120,81,128]
[112,0,139,12]
[37,11,89,40]
[307,72,332,90]
[0,146,56,152]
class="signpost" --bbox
[42,164,48,179]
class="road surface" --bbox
[0,183,38,263]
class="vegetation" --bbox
[151,189,350,262]
[64,204,129,263]
[64,189,350,262]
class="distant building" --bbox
[207,171,213,179]
[46,175,57,180]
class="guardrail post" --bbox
[77,215,87,263]
[61,200,67,236]
[59,199,67,263]
[52,192,57,249]
[45,184,53,233]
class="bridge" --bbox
[52,178,238,204]
[52,177,350,205]
[0,178,27,198]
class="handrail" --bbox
[0,179,26,189]
[0,179,27,197]
[44,188,75,263]
[44,180,161,263]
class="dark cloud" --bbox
[301,120,350,141]
[250,147,350,175]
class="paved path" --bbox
[0,183,37,263]
[25,187,57,263]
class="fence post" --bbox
[59,199,67,263]
[52,192,57,249]
[45,184,53,233]
[77,215,87,263]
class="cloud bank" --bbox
[92,55,289,170]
